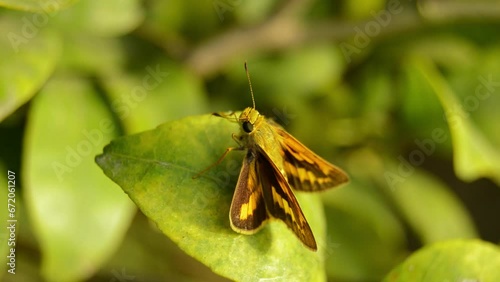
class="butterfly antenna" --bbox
[244,61,256,109]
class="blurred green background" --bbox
[1,0,500,281]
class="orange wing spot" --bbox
[297,167,308,182]
[251,193,257,211]
[239,192,259,221]
[239,203,249,220]
[271,187,296,222]
[284,201,295,222]
[272,188,283,208]
[317,177,329,185]
[307,170,315,182]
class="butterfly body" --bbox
[237,107,286,174]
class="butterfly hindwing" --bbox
[273,124,349,192]
[229,150,269,234]
[257,150,317,250]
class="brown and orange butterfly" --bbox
[197,63,348,251]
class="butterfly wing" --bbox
[257,150,317,250]
[229,150,269,234]
[273,124,349,192]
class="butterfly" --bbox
[197,63,349,250]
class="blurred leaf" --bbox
[414,57,500,185]
[0,16,60,121]
[408,36,477,71]
[400,35,478,144]
[384,166,477,244]
[58,35,125,75]
[464,46,500,153]
[343,0,385,19]
[384,239,500,281]
[102,61,209,133]
[52,0,143,36]
[240,45,344,100]
[323,179,406,281]
[96,114,327,282]
[148,0,220,39]
[23,76,135,281]
[400,59,448,138]
[342,66,395,146]
[235,1,278,24]
[0,0,78,12]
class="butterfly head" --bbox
[239,107,262,133]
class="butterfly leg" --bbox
[192,146,244,179]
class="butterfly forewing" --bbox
[229,150,269,234]
[257,150,317,250]
[274,125,349,192]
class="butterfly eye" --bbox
[242,121,253,133]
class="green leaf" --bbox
[343,0,385,19]
[101,62,208,133]
[384,239,500,281]
[58,35,125,75]
[323,179,406,281]
[147,0,220,40]
[52,0,143,36]
[0,0,78,12]
[384,166,477,244]
[96,114,327,282]
[23,76,135,281]
[0,16,60,121]
[242,45,345,100]
[234,1,277,24]
[414,56,500,185]
[400,59,448,138]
